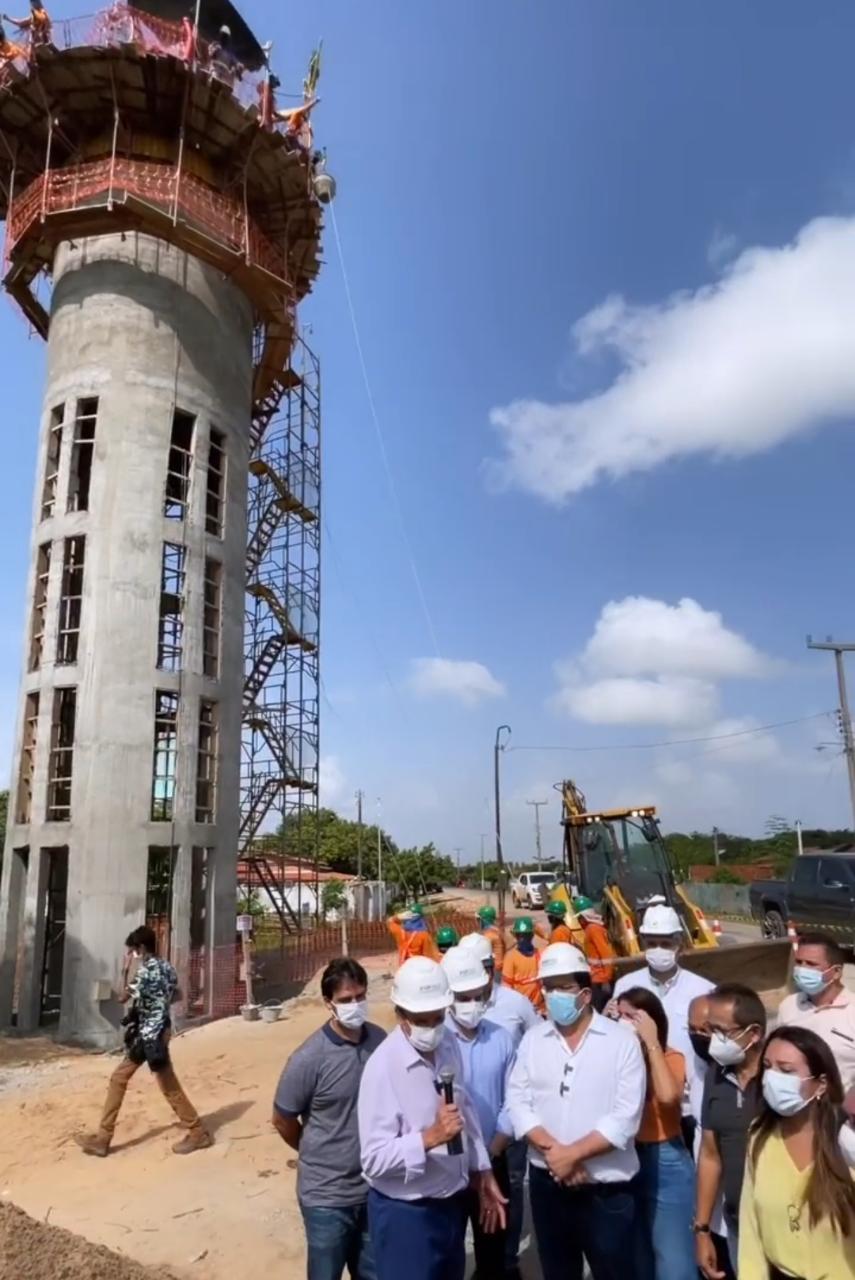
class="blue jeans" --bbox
[300,1202,376,1280]
[367,1188,467,1280]
[634,1139,696,1280]
[529,1163,637,1280]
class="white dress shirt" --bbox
[614,963,714,1120]
[506,1011,645,1183]
[484,980,540,1048]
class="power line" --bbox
[506,711,833,755]
[329,201,441,658]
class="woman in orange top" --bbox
[386,905,440,966]
[502,917,543,1011]
[618,987,696,1280]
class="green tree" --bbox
[709,866,746,886]
[321,879,347,917]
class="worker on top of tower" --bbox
[4,0,51,53]
[0,19,26,69]
[208,23,243,88]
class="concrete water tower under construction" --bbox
[0,2,325,1043]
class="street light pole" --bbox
[526,799,548,872]
[807,636,855,829]
[479,833,486,892]
[712,827,720,868]
[494,725,511,924]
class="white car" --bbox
[511,871,557,909]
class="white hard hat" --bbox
[640,904,682,936]
[458,933,493,964]
[391,956,452,1013]
[441,946,490,993]
[539,942,590,979]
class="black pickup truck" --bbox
[749,851,855,943]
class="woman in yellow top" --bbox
[740,1025,855,1280]
[618,986,697,1280]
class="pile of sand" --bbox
[0,1203,177,1279]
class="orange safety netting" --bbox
[7,155,289,284]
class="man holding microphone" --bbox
[357,955,507,1280]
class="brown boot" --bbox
[74,1132,110,1158]
[172,1127,213,1155]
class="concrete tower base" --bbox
[0,232,252,1045]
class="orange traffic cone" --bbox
[712,919,722,939]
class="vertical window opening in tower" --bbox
[157,543,186,672]
[67,397,98,514]
[16,691,39,824]
[57,535,85,665]
[196,700,218,824]
[189,846,211,1012]
[206,428,226,537]
[202,557,222,679]
[47,686,76,822]
[40,406,64,522]
[164,410,195,521]
[151,691,179,822]
[146,846,177,956]
[29,541,51,672]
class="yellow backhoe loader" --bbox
[549,780,793,1003]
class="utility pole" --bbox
[807,636,855,829]
[480,833,487,892]
[526,800,548,872]
[712,827,720,868]
[376,798,384,910]
[355,790,364,881]
[454,847,463,874]
[494,725,511,924]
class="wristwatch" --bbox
[692,1222,711,1235]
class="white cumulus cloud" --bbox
[410,657,506,707]
[487,216,855,501]
[553,596,770,728]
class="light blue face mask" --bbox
[545,989,584,1027]
[762,1068,814,1117]
[793,965,833,998]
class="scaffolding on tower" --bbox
[240,334,321,934]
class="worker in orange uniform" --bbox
[573,896,617,1012]
[502,917,543,1012]
[476,904,506,971]
[5,0,51,54]
[540,899,586,947]
[387,903,440,966]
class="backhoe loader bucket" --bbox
[609,939,793,1010]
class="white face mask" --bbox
[333,999,367,1030]
[762,1068,815,1117]
[645,946,678,974]
[709,1028,752,1068]
[407,1021,444,1054]
[452,999,486,1030]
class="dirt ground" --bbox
[0,954,397,1279]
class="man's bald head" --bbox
[689,993,711,1033]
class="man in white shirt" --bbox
[507,943,645,1280]
[459,930,538,1279]
[778,932,855,1090]
[613,902,714,1151]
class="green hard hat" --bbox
[477,905,497,924]
[408,902,424,917]
[572,896,594,914]
[546,900,567,919]
[512,916,534,935]
[436,926,459,948]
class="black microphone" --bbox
[438,1067,464,1155]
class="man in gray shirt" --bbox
[273,957,385,1280]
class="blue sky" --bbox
[2,2,855,865]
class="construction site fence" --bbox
[6,156,289,287]
[689,883,753,918]
[172,910,477,1024]
[44,8,269,110]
